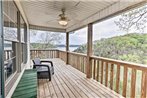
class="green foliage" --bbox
[73,45,87,53]
[74,33,147,64]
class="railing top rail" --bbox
[59,50,67,53]
[30,49,59,51]
[91,55,147,70]
[67,51,87,57]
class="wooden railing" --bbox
[30,49,147,98]
[59,50,67,62]
[90,56,147,98]
[68,52,87,74]
[4,50,12,61]
[30,49,59,59]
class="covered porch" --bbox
[1,0,147,98]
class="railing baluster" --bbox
[48,50,50,58]
[131,68,136,98]
[96,60,99,81]
[52,51,53,58]
[116,64,120,93]
[105,62,108,87]
[93,59,96,79]
[53,50,55,58]
[101,61,104,84]
[76,55,78,69]
[84,57,86,73]
[34,50,36,58]
[51,51,52,58]
[110,64,114,90]
[79,57,80,70]
[141,71,147,98]
[80,57,84,73]
[122,66,128,97]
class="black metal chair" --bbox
[32,58,54,81]
[4,60,13,77]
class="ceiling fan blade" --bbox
[67,11,77,17]
[46,19,57,24]
[45,11,60,16]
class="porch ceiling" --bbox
[21,0,146,32]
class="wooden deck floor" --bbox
[37,59,123,98]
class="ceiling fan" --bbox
[58,8,70,26]
[46,8,79,26]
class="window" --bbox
[23,24,28,63]
[3,1,18,80]
[4,41,16,80]
[3,1,18,41]
[20,15,25,42]
[20,15,25,64]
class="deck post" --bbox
[66,32,69,64]
[17,11,21,72]
[0,1,5,97]
[86,23,93,78]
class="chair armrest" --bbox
[40,61,53,67]
[33,64,50,70]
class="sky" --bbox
[30,5,147,45]
[30,15,124,45]
[68,5,147,45]
[68,16,124,45]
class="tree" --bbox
[4,27,17,40]
[115,5,147,33]
[30,30,63,49]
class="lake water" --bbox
[57,47,78,51]
[5,46,79,51]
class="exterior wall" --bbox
[4,1,30,98]
[14,0,30,67]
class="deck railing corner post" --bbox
[66,32,69,65]
[86,23,93,78]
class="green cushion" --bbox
[12,69,37,98]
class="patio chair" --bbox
[4,60,13,77]
[32,58,54,81]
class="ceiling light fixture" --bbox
[58,18,68,26]
[58,8,69,26]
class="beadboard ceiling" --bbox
[21,0,145,32]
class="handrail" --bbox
[68,51,87,57]
[30,49,59,51]
[91,55,147,70]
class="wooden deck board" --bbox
[37,58,123,98]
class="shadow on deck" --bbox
[37,58,123,98]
